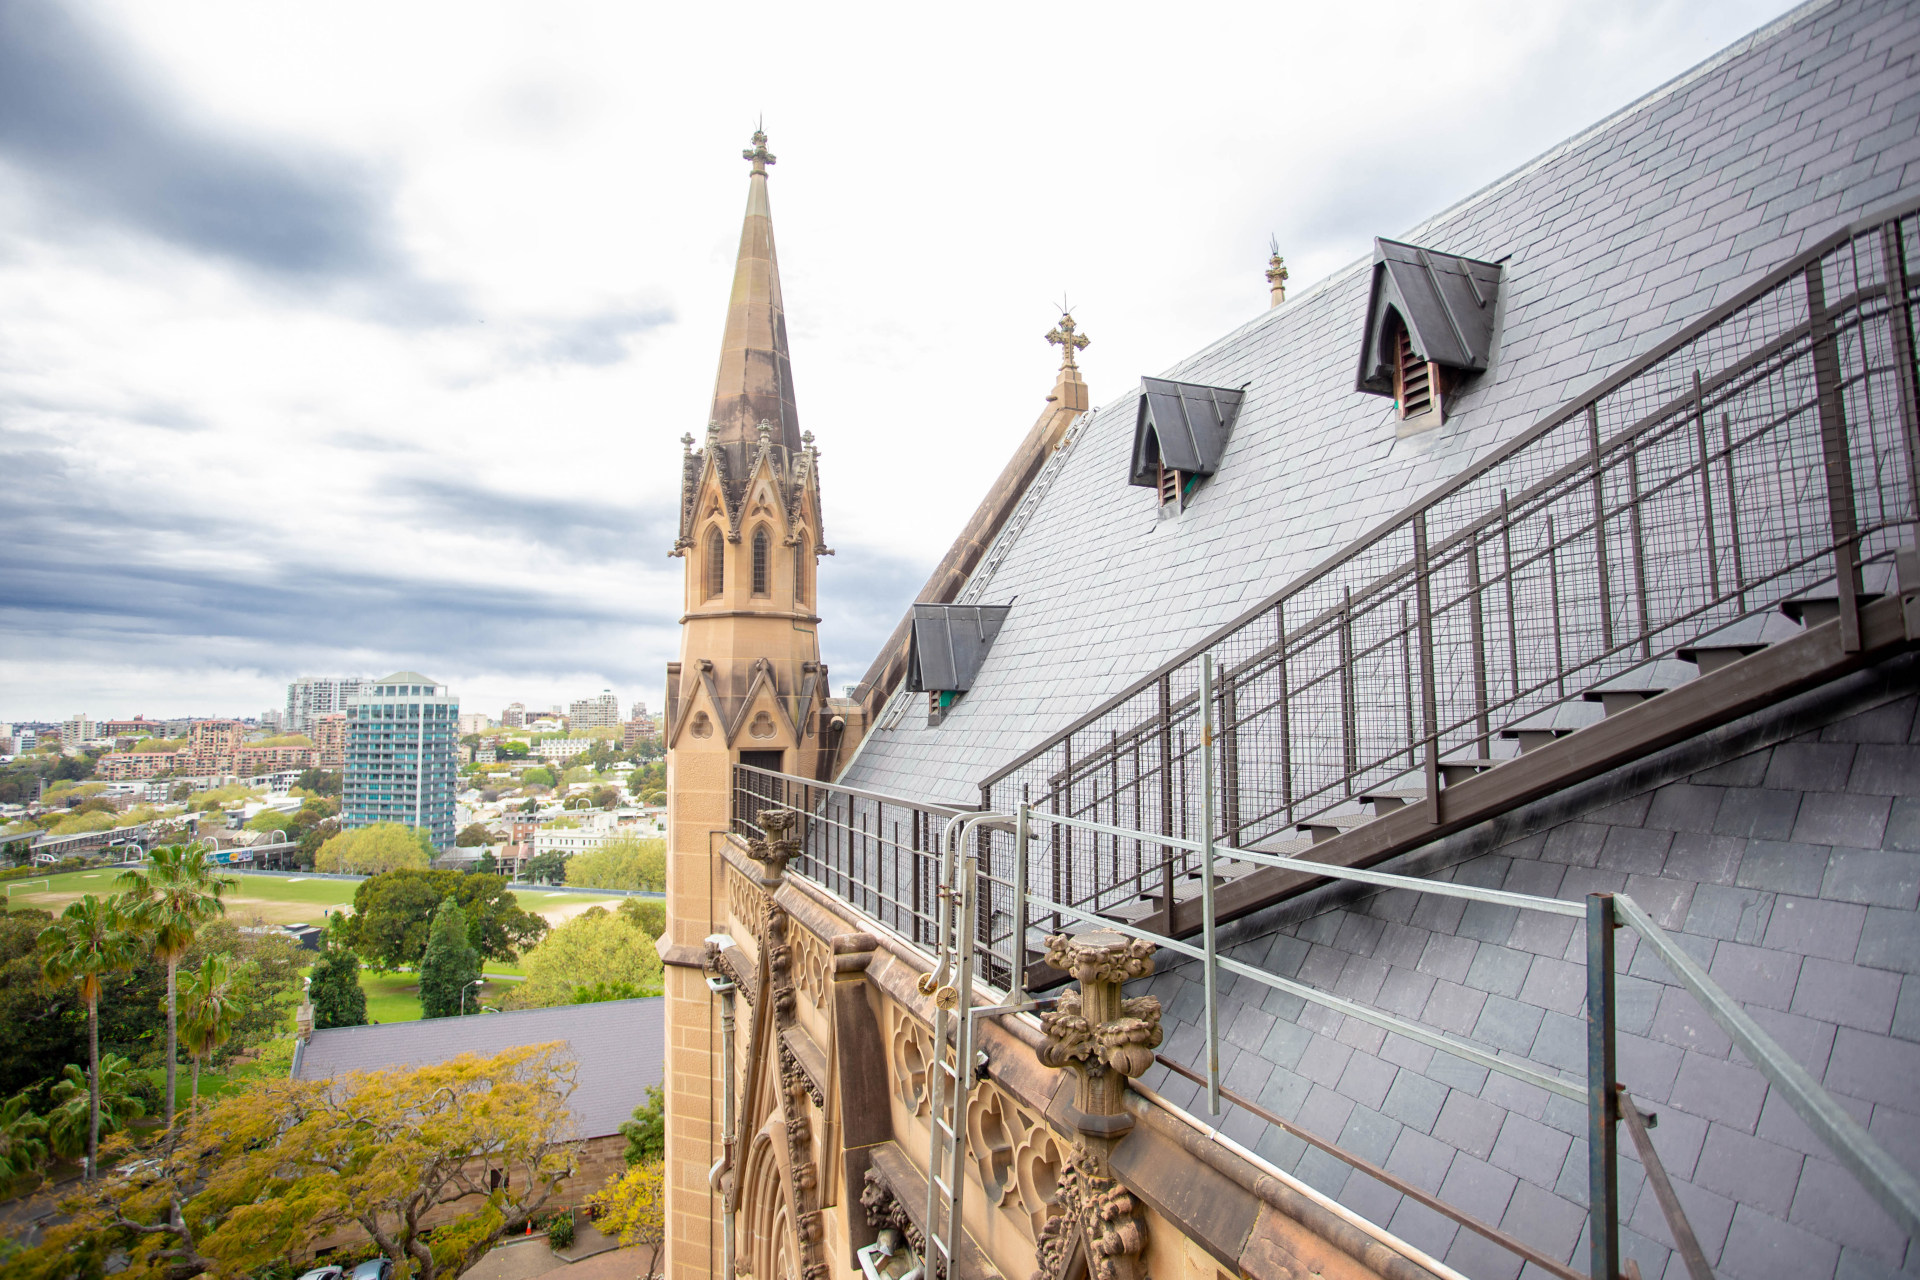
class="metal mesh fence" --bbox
[961,206,1920,985]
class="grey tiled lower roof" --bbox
[293,997,663,1140]
[838,0,1920,807]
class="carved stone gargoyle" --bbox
[748,807,801,878]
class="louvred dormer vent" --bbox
[1356,238,1503,431]
[1129,377,1246,515]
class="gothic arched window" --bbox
[751,526,771,596]
[793,535,809,606]
[705,527,725,599]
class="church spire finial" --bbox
[1046,307,1090,372]
[743,127,776,177]
[1266,237,1289,308]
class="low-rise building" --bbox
[457,712,492,735]
[533,738,595,762]
[291,998,663,1210]
[567,691,620,731]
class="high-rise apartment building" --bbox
[312,714,346,770]
[259,709,285,733]
[61,715,95,744]
[285,676,370,733]
[568,690,620,731]
[341,672,458,849]
[502,702,527,728]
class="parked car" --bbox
[294,1269,344,1280]
[349,1260,393,1280]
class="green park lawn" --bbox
[8,869,359,926]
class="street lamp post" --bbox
[461,978,485,1016]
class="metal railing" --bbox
[976,199,1920,930]
[731,757,1920,1279]
[730,765,972,949]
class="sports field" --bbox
[4,869,639,928]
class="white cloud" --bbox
[0,0,1799,719]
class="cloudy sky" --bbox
[0,0,1801,723]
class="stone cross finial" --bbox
[744,129,777,176]
[1046,312,1090,370]
[1266,242,1290,308]
[681,432,696,455]
[757,419,775,446]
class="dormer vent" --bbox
[1356,238,1503,428]
[906,603,1012,726]
[1129,377,1246,513]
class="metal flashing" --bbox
[905,604,1013,693]
[1356,239,1504,395]
[1129,377,1246,488]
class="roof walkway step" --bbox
[1581,659,1699,715]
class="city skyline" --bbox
[0,0,1800,716]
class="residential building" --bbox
[285,675,370,733]
[475,745,497,764]
[186,720,245,773]
[568,690,620,730]
[629,700,649,722]
[60,715,95,744]
[661,33,1920,1280]
[621,717,658,750]
[234,744,318,775]
[312,714,346,770]
[531,814,626,858]
[341,672,459,848]
[96,751,185,781]
[101,718,164,737]
[259,709,284,733]
[292,998,663,1209]
[457,712,491,735]
[502,702,527,728]
[533,738,595,762]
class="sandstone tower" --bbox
[656,129,831,1278]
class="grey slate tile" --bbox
[1489,1110,1573,1187]
[1718,1204,1841,1280]
[1788,956,1900,1034]
[1820,849,1920,909]
[1739,841,1833,896]
[1765,894,1869,962]
[1693,1122,1806,1215]
[1788,1155,1911,1267]
[1670,1053,1769,1131]
[1793,792,1894,848]
[1854,905,1920,973]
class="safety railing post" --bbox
[1011,803,1030,997]
[1587,893,1621,1280]
[1413,513,1442,824]
[1807,258,1864,652]
[1199,655,1222,1116]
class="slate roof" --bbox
[293,998,663,1139]
[838,0,1920,808]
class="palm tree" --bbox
[118,843,235,1127]
[0,1091,48,1184]
[46,1057,145,1166]
[39,896,141,1179]
[179,953,240,1115]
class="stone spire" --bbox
[708,128,801,465]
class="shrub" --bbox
[547,1211,575,1249]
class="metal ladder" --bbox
[919,813,981,1280]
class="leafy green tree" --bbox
[167,782,193,802]
[475,848,498,875]
[13,1045,579,1280]
[246,809,293,833]
[621,1085,665,1165]
[0,1091,48,1182]
[417,897,480,1018]
[180,920,300,1060]
[525,850,568,884]
[522,766,555,787]
[342,869,545,969]
[117,843,235,1127]
[617,898,666,938]
[292,768,341,796]
[0,909,163,1101]
[179,954,239,1114]
[505,907,663,1009]
[455,822,491,847]
[314,822,434,874]
[567,836,666,891]
[570,980,647,1004]
[46,1056,144,1165]
[39,896,140,1178]
[307,942,367,1029]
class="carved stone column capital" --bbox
[748,807,802,878]
[1043,931,1156,986]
